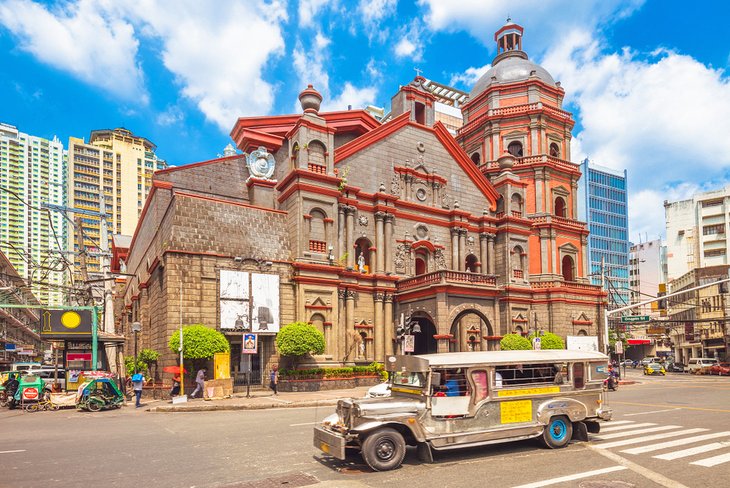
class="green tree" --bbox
[500,333,532,350]
[528,332,565,349]
[168,325,230,367]
[124,348,161,376]
[276,322,325,358]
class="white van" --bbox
[687,358,718,374]
[26,367,66,391]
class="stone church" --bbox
[120,21,605,383]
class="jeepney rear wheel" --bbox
[361,428,406,471]
[542,415,572,449]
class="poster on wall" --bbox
[220,270,249,299]
[220,300,248,330]
[251,273,280,333]
[566,336,599,352]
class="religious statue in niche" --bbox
[359,340,366,358]
[394,244,408,274]
[391,172,401,197]
[434,249,447,270]
[357,251,366,273]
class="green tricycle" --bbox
[76,377,124,412]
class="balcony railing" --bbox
[307,163,327,175]
[531,280,603,292]
[397,270,497,291]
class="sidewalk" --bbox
[147,385,372,413]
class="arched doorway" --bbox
[449,310,493,352]
[354,237,372,273]
[465,254,478,273]
[415,250,428,275]
[562,255,575,282]
[411,315,437,355]
[554,197,566,217]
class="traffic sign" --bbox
[532,337,541,350]
[615,341,623,354]
[620,315,650,323]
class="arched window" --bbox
[291,142,300,166]
[511,193,523,217]
[465,254,478,273]
[512,245,525,279]
[354,237,372,273]
[471,152,481,165]
[414,102,426,125]
[415,250,428,275]
[507,141,523,157]
[514,325,524,336]
[562,255,575,282]
[308,209,327,253]
[308,140,326,167]
[554,197,567,217]
[549,142,560,158]
[577,329,587,336]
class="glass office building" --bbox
[578,158,630,308]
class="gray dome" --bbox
[469,52,555,99]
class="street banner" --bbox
[242,333,258,354]
[403,335,415,353]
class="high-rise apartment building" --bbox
[664,186,730,281]
[67,128,166,277]
[629,239,663,313]
[0,123,67,305]
[578,158,630,307]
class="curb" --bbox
[148,398,342,413]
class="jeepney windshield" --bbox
[392,371,426,388]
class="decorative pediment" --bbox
[559,242,579,253]
[572,312,593,325]
[512,313,528,323]
[552,185,570,196]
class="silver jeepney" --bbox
[314,350,612,471]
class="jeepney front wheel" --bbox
[361,428,406,471]
[542,415,573,449]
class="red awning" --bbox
[627,339,652,345]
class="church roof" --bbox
[469,52,556,99]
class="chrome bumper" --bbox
[597,408,613,421]
[313,425,347,460]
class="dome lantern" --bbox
[494,17,524,54]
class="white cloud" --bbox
[449,64,490,87]
[314,31,330,49]
[0,0,146,102]
[395,38,416,58]
[156,105,184,126]
[393,20,424,61]
[357,0,397,23]
[545,29,730,239]
[299,0,331,27]
[321,82,377,111]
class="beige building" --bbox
[67,128,167,278]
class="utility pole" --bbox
[600,257,608,354]
[75,215,90,303]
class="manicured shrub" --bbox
[500,333,532,350]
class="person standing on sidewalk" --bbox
[269,366,278,395]
[132,372,145,408]
[191,367,206,399]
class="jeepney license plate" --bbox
[313,426,346,460]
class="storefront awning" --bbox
[628,339,652,345]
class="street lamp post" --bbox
[235,317,251,398]
[131,321,142,374]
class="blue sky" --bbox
[1,0,730,241]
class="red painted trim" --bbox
[494,23,523,40]
[278,182,341,203]
[139,283,148,290]
[305,304,333,310]
[128,181,169,255]
[335,112,411,164]
[355,324,374,329]
[411,240,436,252]
[572,319,593,325]
[292,262,342,274]
[163,249,237,259]
[285,117,337,139]
[154,155,242,176]
[235,128,285,153]
[397,285,501,301]
[276,168,340,192]
[394,165,448,185]
[246,177,278,188]
[483,335,503,341]
[174,190,288,215]
[433,334,453,340]
[147,256,160,273]
[323,218,334,223]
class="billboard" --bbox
[40,309,93,338]
[219,270,249,330]
[219,271,279,333]
[252,273,280,333]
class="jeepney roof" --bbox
[415,350,607,367]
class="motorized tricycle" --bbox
[76,377,124,412]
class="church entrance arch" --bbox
[448,307,495,352]
[411,312,437,355]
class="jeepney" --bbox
[314,350,612,471]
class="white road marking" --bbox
[622,431,730,455]
[510,466,627,488]
[596,425,681,439]
[601,420,636,426]
[600,422,656,432]
[624,408,681,417]
[0,450,26,454]
[593,428,708,449]
[690,452,730,467]
[654,441,730,460]
[289,421,317,427]
[589,444,692,488]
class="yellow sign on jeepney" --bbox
[501,400,532,423]
[497,386,560,397]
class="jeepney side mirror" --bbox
[431,372,441,386]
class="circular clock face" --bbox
[247,147,276,179]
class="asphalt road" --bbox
[1,369,729,488]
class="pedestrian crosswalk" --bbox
[591,419,730,468]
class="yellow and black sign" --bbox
[40,309,93,338]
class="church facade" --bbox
[120,22,606,382]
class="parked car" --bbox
[666,362,685,373]
[31,369,67,392]
[365,381,391,398]
[709,362,730,376]
[641,356,660,366]
[687,358,718,374]
[621,359,634,366]
[643,362,666,376]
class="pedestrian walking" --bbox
[269,366,278,395]
[191,367,206,399]
[131,372,145,408]
[170,374,181,398]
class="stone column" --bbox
[374,293,384,362]
[550,230,558,276]
[345,206,356,269]
[581,235,589,278]
[479,233,488,274]
[540,230,549,274]
[337,204,345,263]
[345,289,356,361]
[384,294,394,356]
[384,214,394,274]
[535,168,545,213]
[571,180,579,219]
[337,289,346,361]
[459,229,468,271]
[451,228,460,270]
[375,212,385,273]
[487,233,496,274]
